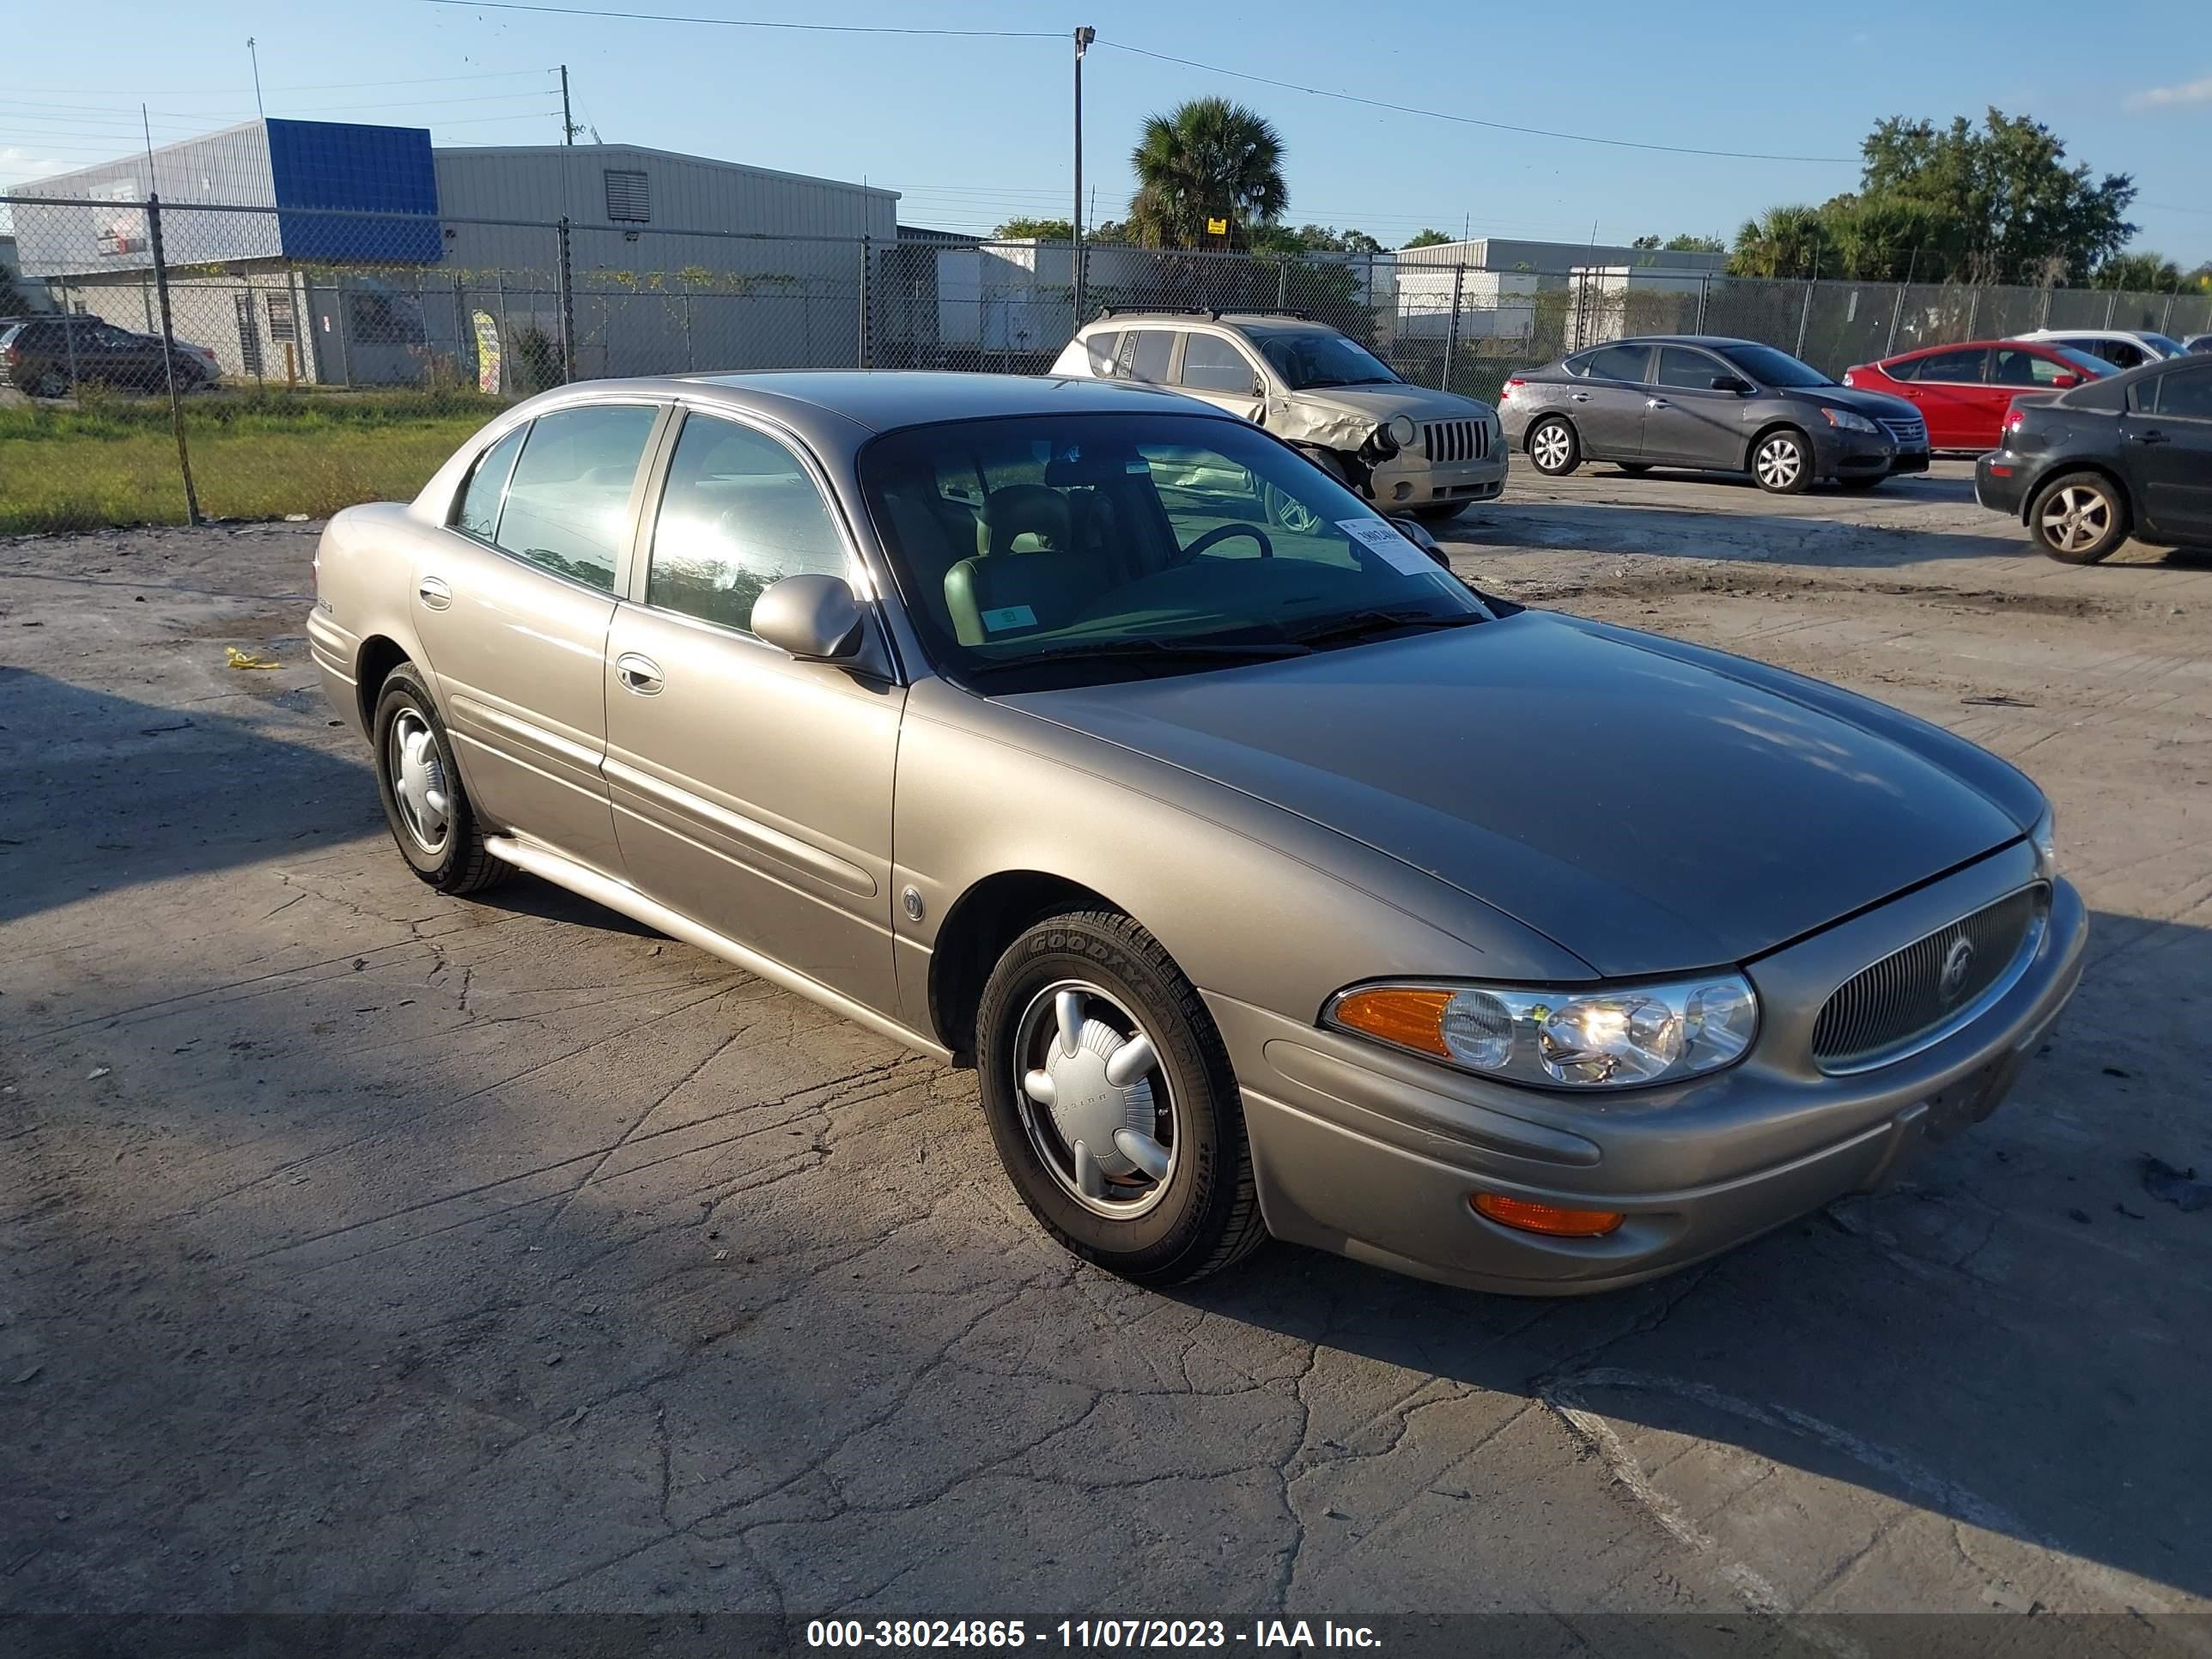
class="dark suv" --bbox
[1498,335,1928,494]
[1973,355,2212,563]
[0,317,216,398]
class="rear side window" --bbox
[1911,348,1987,384]
[494,404,659,591]
[453,425,528,543]
[1121,329,1174,384]
[646,413,847,635]
[2154,368,2212,421]
[1178,333,1258,393]
[1570,343,1651,382]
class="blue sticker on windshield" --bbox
[981,605,1038,633]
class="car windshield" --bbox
[1249,331,1401,389]
[2053,346,2111,375]
[2141,333,2185,356]
[1718,344,1833,388]
[858,412,1487,689]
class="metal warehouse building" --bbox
[11,120,898,386]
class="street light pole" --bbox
[1072,26,1095,326]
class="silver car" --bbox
[1048,311,1508,521]
[310,372,2083,1294]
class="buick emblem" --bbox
[1938,937,1976,1005]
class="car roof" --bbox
[1570,336,1771,351]
[2012,328,2162,342]
[1080,312,1339,335]
[680,369,1219,433]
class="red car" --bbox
[1842,340,2109,452]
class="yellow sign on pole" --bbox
[1206,216,1228,236]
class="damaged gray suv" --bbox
[1050,311,1507,520]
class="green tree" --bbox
[1729,205,1832,279]
[1126,97,1288,250]
[993,216,1073,241]
[1819,193,1948,280]
[1632,234,1662,250]
[1662,234,1725,252]
[1249,223,1383,255]
[1401,228,1452,248]
[2093,251,2183,290]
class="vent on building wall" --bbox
[604,169,651,224]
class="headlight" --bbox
[1325,974,1759,1090]
[2031,802,2057,877]
[1821,407,1880,434]
[1387,413,1419,450]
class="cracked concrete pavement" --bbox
[3,459,2209,1629]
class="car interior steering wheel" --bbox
[1173,523,1274,565]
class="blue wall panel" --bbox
[267,120,441,264]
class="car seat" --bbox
[942,485,1104,647]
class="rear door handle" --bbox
[1569,392,1591,403]
[1646,397,1670,409]
[416,575,452,611]
[615,652,665,695]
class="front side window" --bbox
[1655,346,1726,390]
[859,412,1487,687]
[1570,343,1652,384]
[1252,330,1399,390]
[1910,347,1987,384]
[647,414,848,634]
[453,424,529,543]
[1718,343,1833,387]
[2154,367,2212,421]
[1992,348,2086,387]
[494,404,659,591]
[1178,332,1260,394]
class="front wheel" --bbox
[1751,428,1812,494]
[1524,416,1580,476]
[975,910,1267,1285]
[2028,471,2128,563]
[372,663,514,895]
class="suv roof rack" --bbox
[1091,307,1317,324]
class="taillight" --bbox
[3,345,18,366]
[1842,370,1856,386]
[1501,376,1524,401]
[2002,406,2027,437]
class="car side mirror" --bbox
[752,573,864,661]
[1711,375,1752,395]
[1251,377,1267,398]
[2051,373,2081,389]
[1387,515,1454,569]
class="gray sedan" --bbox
[309,371,2081,1294]
[1500,336,1929,492]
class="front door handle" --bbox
[2128,428,2169,445]
[1647,397,1670,409]
[615,652,665,695]
[1569,392,1591,403]
[416,575,452,611]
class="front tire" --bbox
[1751,428,1812,494]
[371,663,514,895]
[2028,471,2128,564]
[975,910,1267,1286]
[1525,416,1580,477]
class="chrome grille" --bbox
[1810,888,2039,1071]
[1879,416,1927,449]
[1422,419,1488,465]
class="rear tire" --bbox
[32,369,69,399]
[975,909,1267,1286]
[371,663,514,896]
[2028,471,2128,564]
[1751,428,1812,495]
[1525,416,1580,477]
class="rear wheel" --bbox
[975,909,1267,1285]
[1525,416,1580,476]
[32,369,69,399]
[371,663,514,895]
[2028,471,2128,563]
[1751,428,1812,494]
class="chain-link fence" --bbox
[5,192,2209,531]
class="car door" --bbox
[2122,364,2212,543]
[1892,346,1990,449]
[1987,348,2087,451]
[603,406,905,1017]
[1172,329,1267,423]
[1563,341,1654,460]
[1642,344,1747,469]
[409,401,666,879]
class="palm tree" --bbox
[1126,98,1288,250]
[1728,205,1830,280]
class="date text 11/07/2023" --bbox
[805,1620,1382,1650]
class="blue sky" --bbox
[4,0,2207,263]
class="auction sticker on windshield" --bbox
[1338,519,1436,575]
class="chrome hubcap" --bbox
[2040,486,2111,553]
[1756,437,1802,488]
[1014,980,1176,1218]
[1531,424,1571,470]
[389,708,451,854]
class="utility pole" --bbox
[1072,27,1095,326]
[561,64,575,145]
[247,38,265,120]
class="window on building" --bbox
[605,168,651,224]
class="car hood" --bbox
[1288,383,1497,424]
[1004,612,2025,977]
[1805,384,1921,423]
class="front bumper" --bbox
[1212,847,2085,1295]
[1974,451,2030,519]
[1370,446,1509,509]
[1818,427,1910,478]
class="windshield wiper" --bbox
[965,637,1312,676]
[1280,608,1487,648]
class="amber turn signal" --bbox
[1471,1193,1625,1237]
[1328,986,1455,1057]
